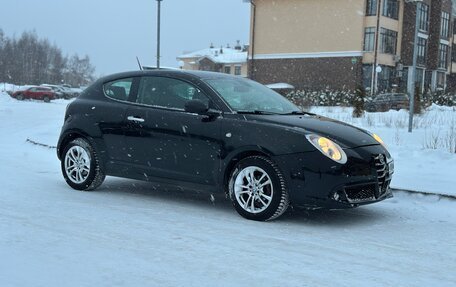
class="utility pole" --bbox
[156,0,163,69]
[371,0,382,96]
[406,0,422,133]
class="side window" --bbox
[103,78,133,101]
[136,76,209,110]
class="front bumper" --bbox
[273,144,394,209]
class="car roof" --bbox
[29,86,51,89]
[98,69,238,84]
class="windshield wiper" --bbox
[281,111,316,116]
[237,110,280,115]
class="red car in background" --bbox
[11,86,57,102]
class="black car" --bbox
[57,70,394,221]
[365,93,409,112]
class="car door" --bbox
[98,77,138,164]
[25,88,36,99]
[124,76,222,185]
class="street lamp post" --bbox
[156,0,163,69]
[406,0,423,133]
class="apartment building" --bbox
[247,0,454,93]
[177,42,248,77]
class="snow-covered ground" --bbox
[1,92,456,286]
[310,106,456,196]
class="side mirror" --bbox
[185,99,209,114]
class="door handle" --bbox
[127,116,145,123]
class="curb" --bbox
[26,138,57,149]
[392,188,456,200]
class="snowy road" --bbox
[1,95,456,286]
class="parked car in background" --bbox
[40,84,64,98]
[41,84,77,99]
[11,86,57,102]
[365,93,409,112]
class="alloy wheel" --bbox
[234,166,274,214]
[64,146,91,184]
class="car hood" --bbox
[247,114,379,149]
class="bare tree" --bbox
[0,29,95,86]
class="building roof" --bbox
[177,47,247,64]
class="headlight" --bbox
[372,133,385,146]
[306,134,347,164]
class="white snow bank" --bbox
[0,83,32,92]
[266,83,295,89]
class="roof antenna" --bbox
[136,56,143,70]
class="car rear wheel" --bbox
[228,156,289,221]
[61,138,105,191]
[43,96,50,103]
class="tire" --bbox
[61,138,105,191]
[228,156,289,221]
[16,94,24,101]
[43,96,50,103]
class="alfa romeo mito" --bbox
[57,70,394,221]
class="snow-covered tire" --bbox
[61,138,105,191]
[228,156,289,221]
[43,96,50,103]
[16,94,24,101]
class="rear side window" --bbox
[103,78,133,101]
[136,76,209,110]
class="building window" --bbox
[382,0,399,20]
[224,66,231,74]
[364,27,376,51]
[380,28,397,55]
[418,3,429,32]
[438,44,449,69]
[424,71,432,93]
[452,44,456,62]
[415,68,424,89]
[377,66,395,93]
[366,0,377,16]
[417,37,427,66]
[436,72,446,89]
[441,12,450,39]
[363,64,373,91]
[399,67,408,93]
[234,66,242,76]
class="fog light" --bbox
[332,191,341,201]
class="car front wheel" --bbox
[228,156,289,221]
[61,138,105,191]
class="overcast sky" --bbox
[1,0,251,76]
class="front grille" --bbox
[345,184,376,203]
[373,154,392,196]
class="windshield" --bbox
[205,77,300,114]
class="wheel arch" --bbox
[221,146,275,193]
[57,129,105,163]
